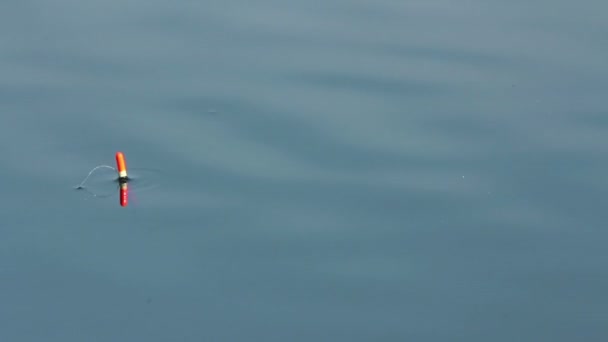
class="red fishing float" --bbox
[115,151,128,180]
[116,151,129,207]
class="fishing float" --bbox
[115,151,128,182]
[115,151,129,207]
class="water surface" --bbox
[1,1,607,341]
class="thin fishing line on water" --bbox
[75,165,116,190]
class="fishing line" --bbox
[75,165,116,190]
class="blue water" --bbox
[1,1,607,340]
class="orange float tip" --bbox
[115,151,128,179]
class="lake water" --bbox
[1,1,607,340]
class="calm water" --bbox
[1,1,607,341]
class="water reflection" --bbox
[119,179,128,207]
